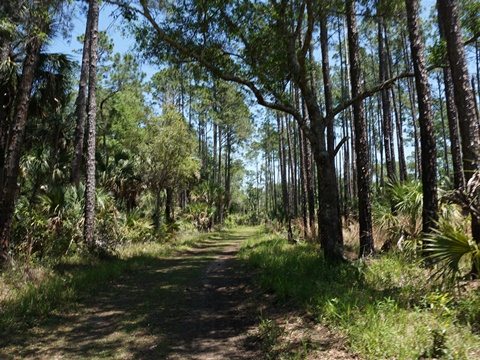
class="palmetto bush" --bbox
[424,172,480,282]
[12,185,84,262]
[12,184,127,262]
[374,180,423,254]
[118,209,154,243]
[424,217,478,282]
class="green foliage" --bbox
[373,180,424,255]
[140,105,199,192]
[241,229,480,359]
[424,217,479,282]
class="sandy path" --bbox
[1,229,262,359]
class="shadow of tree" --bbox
[1,230,262,359]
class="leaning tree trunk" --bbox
[84,0,99,250]
[406,0,438,235]
[70,6,92,187]
[0,35,43,263]
[347,0,375,257]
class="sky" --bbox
[49,2,158,80]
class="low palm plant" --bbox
[374,180,423,254]
[424,173,480,282]
[424,217,479,282]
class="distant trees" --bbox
[140,106,199,229]
[106,0,480,259]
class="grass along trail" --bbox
[1,227,263,360]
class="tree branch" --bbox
[110,0,305,126]
[333,136,349,157]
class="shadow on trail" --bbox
[2,231,261,359]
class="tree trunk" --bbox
[436,72,451,180]
[0,40,12,195]
[342,18,357,200]
[225,132,232,217]
[443,66,465,189]
[347,0,375,257]
[301,96,316,235]
[277,114,293,242]
[438,0,480,273]
[84,0,99,250]
[378,16,396,182]
[70,8,92,186]
[402,31,422,179]
[320,13,334,155]
[299,118,309,237]
[386,27,408,182]
[280,7,343,260]
[0,35,43,263]
[438,6,464,190]
[165,187,174,224]
[286,115,298,219]
[406,0,438,234]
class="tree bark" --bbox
[438,6,464,190]
[165,187,174,224]
[347,0,375,257]
[402,31,422,179]
[378,16,396,182]
[70,7,92,186]
[438,0,480,273]
[277,113,293,242]
[0,40,12,195]
[84,0,99,250]
[406,0,438,234]
[0,36,43,263]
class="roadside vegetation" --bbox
[240,181,480,359]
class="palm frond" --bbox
[424,220,480,281]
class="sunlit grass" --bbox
[240,227,480,359]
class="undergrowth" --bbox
[0,231,212,338]
[239,227,480,359]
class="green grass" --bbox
[239,227,480,359]
[0,231,215,336]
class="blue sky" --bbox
[49,2,158,80]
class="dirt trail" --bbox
[1,228,262,359]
